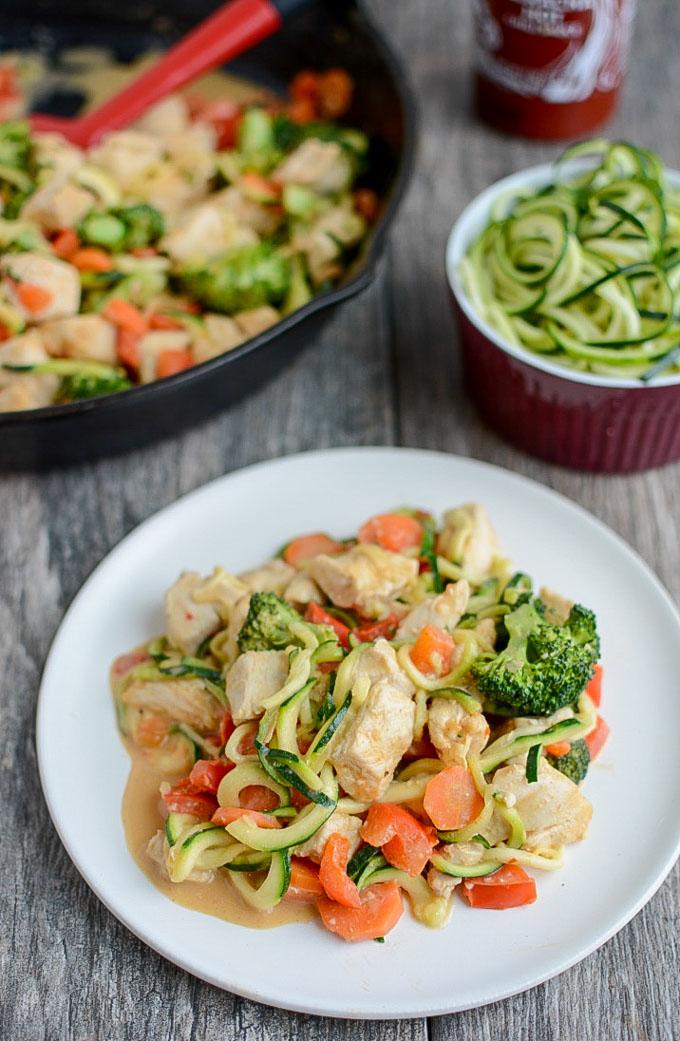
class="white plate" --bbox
[37,448,680,1019]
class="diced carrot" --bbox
[360,804,436,876]
[71,247,113,272]
[52,228,80,260]
[239,171,281,203]
[358,512,424,553]
[283,532,345,567]
[239,785,279,812]
[317,69,354,119]
[423,766,484,831]
[103,298,148,336]
[410,624,456,677]
[189,759,232,794]
[156,349,193,379]
[0,323,11,342]
[317,881,403,942]
[148,312,185,331]
[116,328,141,371]
[305,602,350,649]
[197,97,242,149]
[130,246,157,258]
[163,780,217,820]
[112,649,150,675]
[585,716,610,761]
[462,862,537,910]
[288,96,317,124]
[544,741,571,758]
[134,714,169,748]
[287,858,324,902]
[587,663,603,707]
[319,833,362,908]
[353,188,379,223]
[16,282,53,313]
[290,70,320,101]
[211,806,281,829]
[353,614,401,643]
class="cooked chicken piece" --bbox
[122,676,223,732]
[490,759,592,850]
[233,306,279,339]
[0,330,59,411]
[427,866,461,898]
[42,314,117,364]
[162,123,216,192]
[217,186,283,237]
[137,329,191,384]
[428,698,490,767]
[223,594,251,664]
[540,586,574,625]
[89,130,164,191]
[354,638,415,696]
[272,139,352,194]
[294,812,362,863]
[283,573,323,607]
[135,164,201,218]
[238,558,295,595]
[292,202,365,285]
[191,313,245,365]
[160,202,257,264]
[437,504,501,584]
[32,134,84,182]
[225,649,289,723]
[310,544,418,613]
[136,95,190,136]
[191,567,249,622]
[330,678,415,801]
[164,571,221,656]
[1,253,80,322]
[22,179,94,232]
[396,580,470,640]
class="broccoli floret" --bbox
[78,203,164,253]
[0,121,31,171]
[502,572,533,608]
[472,599,598,716]
[2,358,131,401]
[546,739,590,784]
[563,603,600,663]
[237,591,340,654]
[179,243,290,315]
[0,121,35,219]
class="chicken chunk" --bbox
[22,179,94,232]
[217,186,283,237]
[437,504,501,584]
[233,306,280,339]
[136,95,190,137]
[89,130,164,191]
[121,677,223,733]
[225,649,289,723]
[160,202,257,264]
[284,573,323,607]
[238,558,295,595]
[294,812,362,863]
[490,759,592,851]
[191,567,249,622]
[330,678,415,801]
[272,139,352,195]
[192,313,245,365]
[426,841,486,898]
[1,253,80,322]
[0,330,59,411]
[428,698,490,767]
[223,594,251,665]
[310,544,418,613]
[540,586,574,625]
[32,133,84,183]
[292,202,365,286]
[137,330,191,384]
[354,638,415,696]
[396,580,470,640]
[42,314,117,364]
[164,571,221,656]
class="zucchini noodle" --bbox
[261,647,313,710]
[461,140,680,380]
[224,722,259,764]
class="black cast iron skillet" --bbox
[0,0,416,469]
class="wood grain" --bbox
[1,1,679,1038]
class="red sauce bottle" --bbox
[474,0,637,139]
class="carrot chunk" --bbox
[360,803,436,876]
[462,862,537,910]
[358,512,423,553]
[586,663,603,707]
[156,349,193,379]
[585,716,610,761]
[423,766,484,831]
[319,833,362,908]
[410,624,456,677]
[103,298,148,335]
[71,247,113,272]
[16,282,53,313]
[317,881,403,942]
[283,532,345,566]
[287,858,324,902]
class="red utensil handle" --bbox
[75,0,282,145]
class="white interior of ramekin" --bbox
[445,161,680,390]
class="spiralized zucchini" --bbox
[461,140,680,380]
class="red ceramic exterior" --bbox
[452,298,680,473]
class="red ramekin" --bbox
[446,164,680,473]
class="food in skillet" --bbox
[112,505,608,942]
[0,68,378,411]
[460,140,680,381]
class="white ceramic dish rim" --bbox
[445,159,680,390]
[35,447,680,1018]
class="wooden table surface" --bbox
[3,2,680,1038]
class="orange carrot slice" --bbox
[462,862,537,910]
[423,766,484,831]
[317,882,403,942]
[319,833,362,908]
[360,803,436,877]
[283,532,345,566]
[410,624,456,676]
[358,512,423,553]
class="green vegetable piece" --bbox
[238,108,275,156]
[525,743,541,783]
[114,203,165,249]
[237,592,338,655]
[179,243,290,315]
[78,212,127,251]
[282,184,319,219]
[546,738,590,785]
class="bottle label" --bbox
[475,0,636,104]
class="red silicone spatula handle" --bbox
[70,0,283,146]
